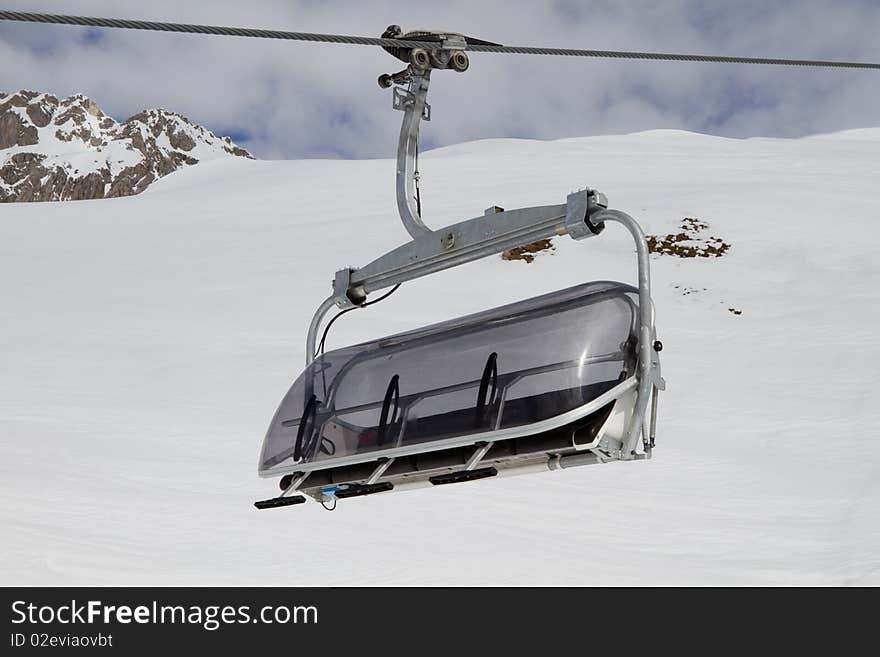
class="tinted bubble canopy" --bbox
[259,281,640,475]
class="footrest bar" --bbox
[254,494,307,510]
[429,466,498,486]
[334,482,394,499]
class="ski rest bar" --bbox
[332,482,394,499]
[254,494,306,510]
[429,466,497,486]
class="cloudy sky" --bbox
[1,0,878,158]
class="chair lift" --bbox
[255,27,665,510]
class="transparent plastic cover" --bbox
[259,281,639,474]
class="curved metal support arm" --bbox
[591,209,652,343]
[590,209,656,458]
[305,295,338,367]
[396,73,433,239]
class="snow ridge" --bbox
[0,90,252,202]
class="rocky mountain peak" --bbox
[1,91,252,202]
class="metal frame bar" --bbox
[366,458,395,484]
[465,442,494,470]
[331,190,605,306]
[305,295,336,366]
[281,471,310,496]
[589,208,658,458]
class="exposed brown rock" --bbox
[501,238,556,263]
[169,128,196,152]
[0,111,39,149]
[26,102,53,128]
[1,152,46,186]
[646,218,731,258]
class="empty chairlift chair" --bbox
[254,27,665,510]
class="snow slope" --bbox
[1,128,878,585]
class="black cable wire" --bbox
[414,133,422,217]
[2,10,879,70]
[315,284,402,360]
[314,283,401,400]
[362,283,403,307]
[315,308,355,359]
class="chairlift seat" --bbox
[258,280,646,499]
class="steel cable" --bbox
[1,10,879,70]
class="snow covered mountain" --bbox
[0,128,878,585]
[0,90,251,202]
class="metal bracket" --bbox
[332,268,364,308]
[566,189,608,239]
[282,471,310,495]
[393,86,430,121]
[366,457,395,484]
[465,442,494,470]
[440,34,467,51]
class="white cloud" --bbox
[1,0,878,158]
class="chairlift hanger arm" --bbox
[335,53,608,309]
[394,72,432,240]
